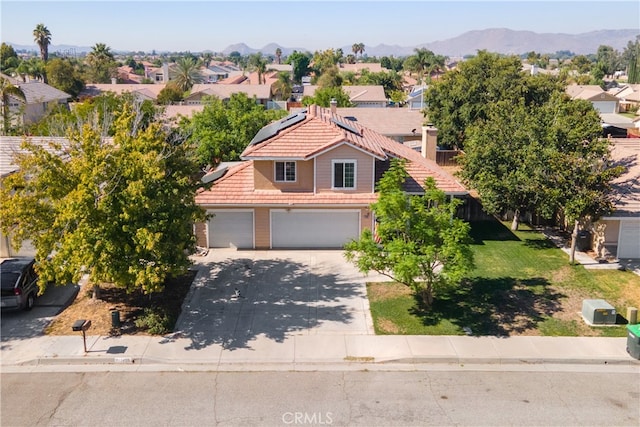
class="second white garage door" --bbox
[271,210,360,248]
[208,210,254,248]
[618,220,640,259]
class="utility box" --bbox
[582,299,617,325]
[626,324,640,360]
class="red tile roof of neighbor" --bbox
[196,105,467,206]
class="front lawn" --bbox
[367,220,640,337]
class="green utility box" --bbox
[627,324,640,360]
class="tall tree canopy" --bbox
[0,101,204,294]
[45,58,85,98]
[345,159,473,308]
[85,43,118,83]
[286,50,311,83]
[301,86,352,108]
[33,23,51,63]
[424,50,563,149]
[181,92,287,167]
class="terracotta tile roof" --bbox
[195,160,378,206]
[187,84,272,100]
[334,107,425,137]
[303,85,387,103]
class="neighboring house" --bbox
[1,74,71,126]
[185,84,273,106]
[79,83,166,102]
[406,85,428,111]
[593,139,640,259]
[0,136,71,257]
[333,107,425,145]
[611,83,640,112]
[566,84,619,114]
[161,104,205,125]
[303,85,388,108]
[194,105,467,249]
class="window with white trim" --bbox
[275,161,296,182]
[332,160,356,189]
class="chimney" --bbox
[330,98,337,114]
[421,124,438,161]
[111,77,117,85]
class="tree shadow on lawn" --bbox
[469,219,520,245]
[411,276,565,336]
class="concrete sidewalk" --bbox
[1,332,638,371]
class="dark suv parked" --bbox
[1,258,39,311]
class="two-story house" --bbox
[194,105,467,249]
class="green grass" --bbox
[367,219,640,337]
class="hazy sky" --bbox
[2,0,639,52]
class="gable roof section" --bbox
[1,74,71,104]
[334,107,424,137]
[0,136,71,177]
[240,105,466,194]
[566,84,618,102]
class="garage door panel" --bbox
[271,210,360,248]
[619,221,640,259]
[209,211,254,248]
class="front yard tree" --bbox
[344,159,474,308]
[459,100,555,231]
[424,50,561,149]
[0,101,204,295]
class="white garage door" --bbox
[618,220,640,259]
[208,211,254,248]
[271,210,360,248]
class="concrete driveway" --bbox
[176,250,386,350]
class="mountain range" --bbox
[8,28,639,58]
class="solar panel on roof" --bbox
[331,117,361,136]
[249,111,306,145]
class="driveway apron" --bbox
[175,250,381,350]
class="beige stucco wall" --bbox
[194,222,207,247]
[315,145,374,193]
[254,207,270,249]
[253,160,314,191]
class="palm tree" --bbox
[249,53,268,84]
[1,76,26,134]
[271,71,292,101]
[275,48,282,64]
[352,43,359,57]
[86,43,117,83]
[202,52,213,68]
[33,23,51,83]
[358,43,365,58]
[170,57,203,92]
[33,24,51,63]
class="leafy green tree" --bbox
[45,58,84,98]
[380,55,404,72]
[0,43,19,74]
[424,50,561,150]
[595,45,621,77]
[182,92,287,167]
[275,48,282,64]
[170,57,203,91]
[356,69,404,98]
[157,82,184,105]
[86,43,118,83]
[0,102,204,295]
[570,55,593,74]
[286,50,311,83]
[15,57,45,82]
[312,49,342,75]
[302,86,352,108]
[623,37,640,84]
[316,65,343,88]
[0,76,26,135]
[345,159,473,307]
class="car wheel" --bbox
[24,293,35,311]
